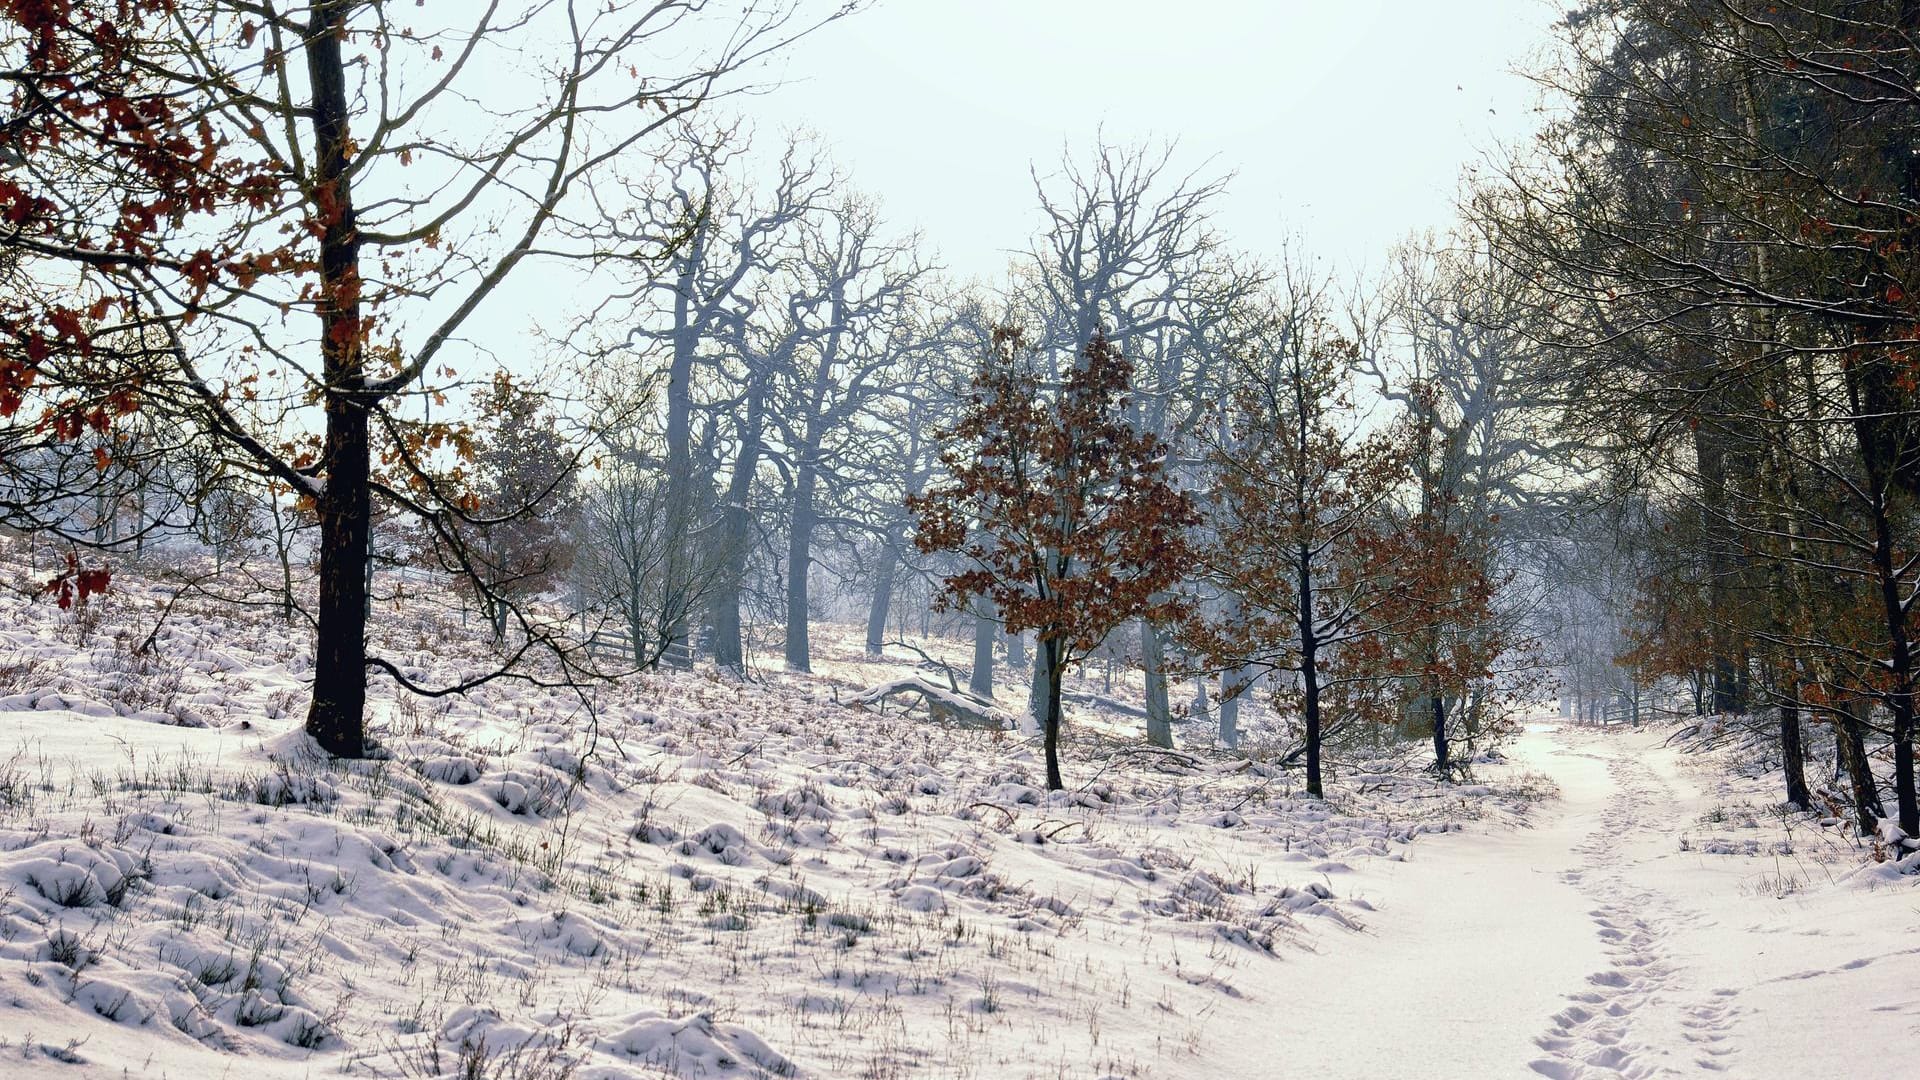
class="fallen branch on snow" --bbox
[853,676,1010,730]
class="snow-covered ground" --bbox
[1234,721,1920,1080]
[0,550,1915,1078]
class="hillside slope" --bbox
[0,552,1539,1078]
[1,549,1911,1079]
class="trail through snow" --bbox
[1214,722,1918,1080]
[4,562,1915,1080]
[1527,732,1745,1079]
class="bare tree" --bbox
[762,194,929,671]
[0,1,853,754]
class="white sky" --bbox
[745,0,1562,281]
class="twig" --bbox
[1103,746,1203,769]
[885,637,962,694]
[136,568,222,656]
[1039,819,1086,841]
[966,801,1016,827]
[1662,723,1703,748]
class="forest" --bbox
[0,3,1916,1078]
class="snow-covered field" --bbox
[0,549,1915,1079]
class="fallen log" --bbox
[855,676,1011,731]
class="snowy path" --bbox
[1216,722,1918,1080]
[1526,734,1745,1078]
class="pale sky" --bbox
[746,0,1561,280]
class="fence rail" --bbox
[583,630,693,669]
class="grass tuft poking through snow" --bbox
[0,544,1554,1078]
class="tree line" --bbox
[7,2,1911,839]
[1472,0,1920,839]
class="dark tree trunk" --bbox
[490,601,509,649]
[303,0,370,759]
[1838,697,1884,836]
[1043,635,1065,791]
[1711,659,1741,714]
[1870,495,1919,837]
[1851,360,1920,836]
[1779,696,1811,810]
[309,404,370,757]
[1430,676,1450,779]
[1694,424,1744,714]
[1298,544,1323,798]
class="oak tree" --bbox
[910,328,1196,790]
[0,1,842,755]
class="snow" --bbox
[0,547,1915,1078]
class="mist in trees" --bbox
[7,0,1917,853]
[1478,0,1920,837]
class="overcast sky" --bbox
[745,0,1563,281]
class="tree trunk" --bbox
[1851,360,1920,836]
[303,1,370,759]
[1043,635,1065,791]
[865,531,899,657]
[660,239,705,664]
[1028,643,1049,732]
[1837,697,1884,836]
[708,385,764,673]
[1429,676,1450,778]
[1298,544,1323,798]
[309,403,370,758]
[1140,619,1173,749]
[1870,492,1919,837]
[707,529,747,671]
[784,460,816,671]
[1467,682,1488,750]
[784,291,847,673]
[969,599,995,700]
[1006,627,1026,667]
[1218,667,1246,749]
[1778,696,1811,810]
[1694,423,1744,715]
[490,601,509,650]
